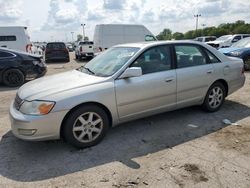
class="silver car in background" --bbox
[9,41,245,148]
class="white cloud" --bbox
[1,0,249,41]
[103,0,126,10]
[55,8,78,23]
[0,0,23,22]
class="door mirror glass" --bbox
[145,35,156,41]
[119,67,142,79]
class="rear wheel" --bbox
[202,82,226,112]
[62,105,109,148]
[3,69,25,87]
[243,56,250,70]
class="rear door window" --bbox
[174,45,207,68]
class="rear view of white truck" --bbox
[0,26,31,52]
[93,24,156,53]
[75,41,94,60]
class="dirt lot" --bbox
[0,52,250,188]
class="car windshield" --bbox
[231,37,250,48]
[47,43,65,49]
[216,35,232,41]
[78,47,139,77]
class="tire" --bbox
[243,56,250,70]
[62,105,110,148]
[202,82,226,112]
[3,69,25,87]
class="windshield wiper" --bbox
[82,67,95,75]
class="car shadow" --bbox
[45,59,70,64]
[0,100,249,182]
[74,58,90,63]
[0,86,19,91]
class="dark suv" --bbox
[0,47,47,87]
[45,42,69,63]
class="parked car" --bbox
[93,24,156,53]
[194,36,216,42]
[45,42,69,63]
[207,34,250,49]
[219,37,250,70]
[66,44,74,52]
[0,26,32,52]
[75,41,94,60]
[10,41,245,148]
[0,47,47,87]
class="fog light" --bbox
[18,129,37,136]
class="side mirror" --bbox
[119,67,142,79]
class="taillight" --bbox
[63,48,68,53]
[80,46,82,52]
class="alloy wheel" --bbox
[72,112,103,143]
[208,86,223,109]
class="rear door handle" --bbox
[165,78,174,82]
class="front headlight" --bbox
[229,50,242,56]
[19,100,55,115]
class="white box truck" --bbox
[0,26,31,52]
[93,24,156,53]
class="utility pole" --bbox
[81,23,86,40]
[71,32,74,42]
[194,14,201,37]
[201,24,206,36]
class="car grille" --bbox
[14,94,23,110]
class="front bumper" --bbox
[80,52,94,57]
[9,101,68,141]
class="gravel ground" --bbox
[0,52,249,188]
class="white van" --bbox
[0,26,31,52]
[93,24,156,52]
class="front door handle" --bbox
[207,70,213,74]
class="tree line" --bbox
[156,20,250,40]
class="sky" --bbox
[0,0,249,42]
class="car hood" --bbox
[18,70,108,101]
[219,47,242,54]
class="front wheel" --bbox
[62,105,109,148]
[202,82,226,112]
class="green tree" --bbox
[156,28,172,40]
[84,36,89,41]
[172,32,184,40]
[157,20,250,40]
[77,34,83,41]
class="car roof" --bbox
[115,40,207,48]
[115,40,230,62]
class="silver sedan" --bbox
[9,41,245,148]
